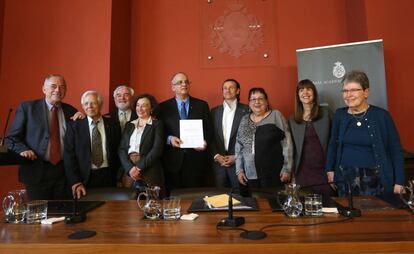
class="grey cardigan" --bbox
[288,106,332,173]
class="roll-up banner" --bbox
[296,39,387,111]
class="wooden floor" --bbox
[1,197,414,254]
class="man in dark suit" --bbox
[106,85,137,187]
[159,72,212,192]
[107,85,137,132]
[6,74,78,200]
[64,90,121,199]
[211,79,249,191]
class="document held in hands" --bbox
[180,119,204,148]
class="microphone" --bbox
[65,185,87,224]
[220,188,245,227]
[338,181,361,217]
[0,108,13,153]
[300,180,361,217]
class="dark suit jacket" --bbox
[6,99,77,185]
[106,110,138,133]
[210,102,249,157]
[118,119,165,187]
[63,117,121,187]
[159,97,213,174]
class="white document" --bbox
[179,119,204,148]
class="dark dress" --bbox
[295,122,333,197]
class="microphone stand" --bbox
[338,181,361,217]
[220,189,245,227]
[301,180,361,217]
[65,185,87,224]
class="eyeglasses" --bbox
[173,80,191,86]
[341,88,363,94]
[249,97,266,103]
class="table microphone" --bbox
[65,185,87,224]
[338,181,361,217]
[301,180,361,217]
[220,189,245,227]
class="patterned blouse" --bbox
[235,110,293,180]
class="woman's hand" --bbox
[237,171,248,186]
[394,184,405,194]
[327,171,336,190]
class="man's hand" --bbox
[280,171,291,182]
[214,154,227,166]
[237,171,248,186]
[20,150,37,160]
[194,140,207,151]
[129,166,142,180]
[170,136,183,148]
[70,111,85,121]
[72,183,86,199]
[221,155,235,167]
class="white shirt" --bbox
[87,116,109,169]
[128,117,153,155]
[222,99,237,151]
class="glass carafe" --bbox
[2,189,28,223]
[277,183,303,218]
[137,186,161,220]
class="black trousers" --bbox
[25,161,69,201]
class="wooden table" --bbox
[1,198,414,254]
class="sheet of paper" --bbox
[179,119,204,148]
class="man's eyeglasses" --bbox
[173,80,191,86]
[341,88,363,94]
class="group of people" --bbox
[6,70,405,201]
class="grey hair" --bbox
[43,74,66,87]
[113,85,135,97]
[81,90,104,106]
[170,72,188,85]
[341,70,370,90]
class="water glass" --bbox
[163,197,181,220]
[305,194,323,216]
[26,200,48,223]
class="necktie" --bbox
[120,112,127,131]
[49,106,61,165]
[91,121,103,168]
[180,101,188,120]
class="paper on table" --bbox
[180,119,204,148]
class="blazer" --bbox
[118,119,165,186]
[63,117,121,187]
[159,96,213,174]
[288,106,332,173]
[325,105,404,193]
[210,102,249,156]
[6,99,77,184]
[106,110,138,132]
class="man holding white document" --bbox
[159,72,213,192]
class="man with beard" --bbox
[106,85,137,187]
[108,85,137,132]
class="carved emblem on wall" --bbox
[210,0,264,58]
